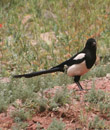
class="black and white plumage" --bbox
[13,38,97,90]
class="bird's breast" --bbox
[67,61,89,77]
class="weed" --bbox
[49,85,71,110]
[1,0,110,77]
[73,90,80,101]
[98,101,110,115]
[79,110,87,124]
[11,108,32,121]
[11,122,28,130]
[47,118,65,130]
[37,97,48,112]
[84,84,106,104]
[0,82,15,112]
[84,82,110,118]
[88,116,109,129]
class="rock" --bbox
[40,32,57,45]
[106,73,110,78]
[42,10,57,20]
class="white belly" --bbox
[67,61,89,77]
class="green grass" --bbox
[88,116,109,130]
[84,85,107,104]
[0,0,110,77]
[83,84,110,129]
[49,85,72,110]
[85,84,110,121]
[47,118,65,130]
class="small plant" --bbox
[11,108,32,121]
[84,84,106,104]
[37,97,48,112]
[88,116,109,129]
[73,92,80,101]
[0,99,8,113]
[49,86,71,110]
[11,122,28,130]
[98,99,110,116]
[0,83,15,112]
[79,110,87,124]
[47,118,65,130]
[84,83,110,117]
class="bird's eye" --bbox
[93,42,96,45]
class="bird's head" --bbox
[85,38,97,50]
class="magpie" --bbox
[13,38,97,91]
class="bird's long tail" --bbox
[13,67,62,78]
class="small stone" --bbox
[106,73,110,78]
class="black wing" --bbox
[51,51,86,71]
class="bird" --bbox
[13,38,97,91]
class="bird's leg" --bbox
[74,76,84,91]
[76,82,84,91]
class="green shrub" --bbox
[84,83,110,117]
[11,108,32,121]
[47,118,65,130]
[84,85,106,104]
[49,85,71,110]
[88,116,109,129]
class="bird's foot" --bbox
[76,82,84,91]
